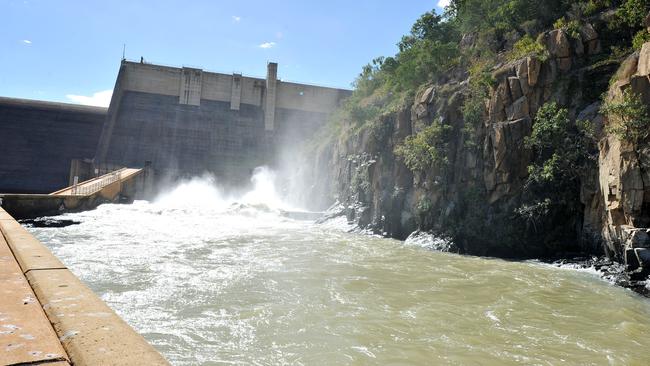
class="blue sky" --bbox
[0,1,445,106]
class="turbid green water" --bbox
[29,176,650,365]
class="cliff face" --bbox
[597,45,650,275]
[303,14,650,279]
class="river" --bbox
[27,170,650,365]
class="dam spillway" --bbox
[24,176,650,365]
[0,60,351,196]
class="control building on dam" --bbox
[0,60,351,193]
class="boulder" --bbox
[626,247,640,270]
[490,117,532,173]
[515,60,530,95]
[637,42,650,76]
[527,57,541,86]
[506,96,529,121]
[635,248,650,267]
[579,22,601,55]
[413,86,435,119]
[540,59,557,86]
[626,229,650,248]
[630,75,650,105]
[544,30,571,59]
[488,80,511,123]
[508,77,523,100]
[579,23,598,42]
[621,156,645,215]
[420,86,435,104]
[515,59,528,79]
[618,53,640,81]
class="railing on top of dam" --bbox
[69,169,123,196]
[49,167,143,197]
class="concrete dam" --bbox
[0,59,351,365]
[0,60,351,194]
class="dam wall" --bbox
[0,60,350,194]
[95,60,351,184]
[0,97,106,193]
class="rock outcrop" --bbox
[596,46,650,279]
[300,18,650,286]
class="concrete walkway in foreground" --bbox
[0,207,169,366]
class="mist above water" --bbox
[155,166,300,212]
[27,169,650,365]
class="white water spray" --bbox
[153,166,297,212]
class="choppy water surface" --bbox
[28,174,650,365]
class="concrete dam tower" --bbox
[93,60,351,185]
[0,60,350,193]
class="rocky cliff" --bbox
[299,10,650,288]
[598,42,650,279]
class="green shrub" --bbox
[395,119,453,172]
[633,29,650,49]
[584,0,614,16]
[601,89,650,146]
[461,96,483,149]
[616,0,650,28]
[553,17,582,39]
[517,102,595,245]
[509,35,548,61]
[525,102,593,184]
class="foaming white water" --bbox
[154,166,296,212]
[154,174,228,209]
[25,172,650,366]
[404,230,456,252]
[241,167,295,210]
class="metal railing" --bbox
[69,168,125,196]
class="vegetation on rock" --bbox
[517,103,595,243]
[602,89,650,146]
[306,0,650,259]
[394,119,452,172]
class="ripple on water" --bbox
[28,196,650,366]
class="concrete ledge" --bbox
[0,208,13,221]
[27,269,169,366]
[0,208,169,365]
[0,218,66,272]
[0,233,70,365]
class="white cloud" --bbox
[22,39,32,44]
[232,15,241,23]
[259,42,276,49]
[66,89,112,107]
[437,0,450,8]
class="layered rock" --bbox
[301,20,650,280]
[597,46,650,277]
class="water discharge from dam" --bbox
[28,169,650,365]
